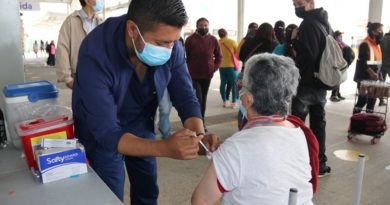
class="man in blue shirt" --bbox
[72,0,220,204]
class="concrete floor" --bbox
[22,57,390,205]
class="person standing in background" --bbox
[33,40,39,58]
[274,20,285,44]
[157,37,187,139]
[185,17,222,132]
[237,22,258,58]
[353,23,384,113]
[218,28,239,108]
[330,30,355,102]
[40,40,45,56]
[379,30,390,106]
[273,23,298,60]
[47,40,56,66]
[291,0,332,177]
[56,0,104,89]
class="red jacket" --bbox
[287,115,320,193]
[185,33,222,80]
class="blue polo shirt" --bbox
[72,15,201,153]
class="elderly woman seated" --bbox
[192,53,319,205]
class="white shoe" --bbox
[231,102,239,109]
[223,101,231,108]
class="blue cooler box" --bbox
[3,80,58,148]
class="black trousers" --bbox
[291,86,328,169]
[354,82,376,113]
[192,79,211,121]
[331,85,340,97]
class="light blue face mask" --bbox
[132,26,173,67]
[93,0,104,12]
[239,89,248,119]
[239,101,247,119]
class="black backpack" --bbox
[342,46,355,66]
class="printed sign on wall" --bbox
[20,1,40,11]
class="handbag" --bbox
[222,43,240,71]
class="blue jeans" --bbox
[125,156,158,205]
[158,89,172,139]
[87,145,159,205]
[86,146,125,201]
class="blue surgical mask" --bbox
[239,89,248,119]
[93,0,104,12]
[239,101,247,119]
[132,26,172,67]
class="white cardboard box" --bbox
[36,147,87,183]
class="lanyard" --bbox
[242,115,286,130]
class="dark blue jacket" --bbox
[72,15,201,153]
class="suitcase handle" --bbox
[20,115,69,130]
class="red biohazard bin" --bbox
[15,115,74,170]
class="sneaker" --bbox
[330,96,340,102]
[318,166,331,178]
[379,100,387,106]
[231,102,239,109]
[223,101,231,108]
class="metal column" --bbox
[237,0,245,42]
[368,0,383,23]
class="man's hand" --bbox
[163,129,200,160]
[66,80,74,89]
[198,133,221,155]
[367,67,379,80]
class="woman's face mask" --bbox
[239,89,251,119]
[92,0,104,12]
[197,28,209,36]
[132,25,173,67]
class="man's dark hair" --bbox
[79,0,86,7]
[196,17,209,27]
[218,28,227,38]
[127,0,188,33]
[367,22,383,36]
[248,22,258,30]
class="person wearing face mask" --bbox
[353,22,384,113]
[379,30,390,106]
[329,30,355,102]
[192,54,318,205]
[185,17,222,132]
[72,0,221,204]
[237,22,258,59]
[290,0,333,177]
[56,0,103,89]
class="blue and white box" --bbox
[36,147,88,183]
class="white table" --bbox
[0,147,123,205]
